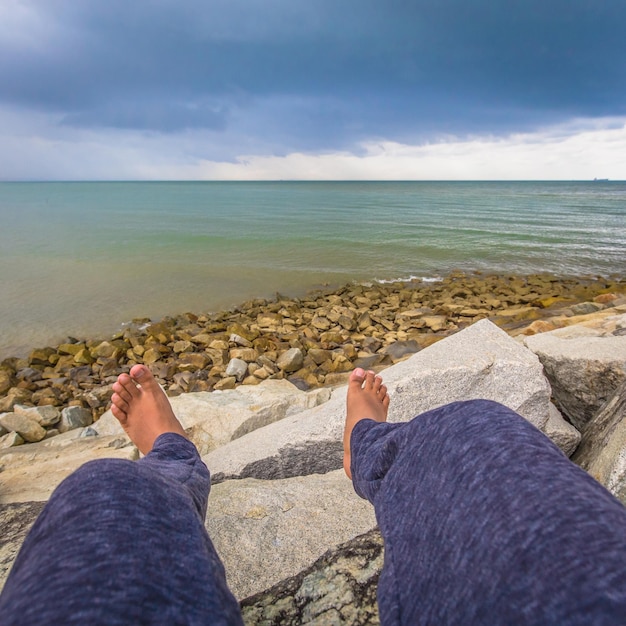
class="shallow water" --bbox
[1,181,624,358]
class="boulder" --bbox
[206,320,553,482]
[0,413,47,443]
[241,528,382,625]
[572,381,626,504]
[0,433,138,504]
[523,316,626,430]
[206,470,376,600]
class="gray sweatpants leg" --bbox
[350,400,626,625]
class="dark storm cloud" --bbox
[1,0,625,147]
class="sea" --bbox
[1,181,625,359]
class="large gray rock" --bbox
[206,470,376,600]
[206,320,553,482]
[93,381,330,455]
[572,381,626,504]
[0,413,47,443]
[523,315,626,430]
[0,501,45,592]
[0,433,138,504]
[241,528,382,625]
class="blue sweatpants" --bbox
[1,400,626,624]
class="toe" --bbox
[363,370,376,390]
[377,383,388,400]
[129,364,158,390]
[112,381,134,404]
[348,367,365,389]
[111,393,130,413]
[116,373,140,399]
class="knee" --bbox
[412,399,541,448]
[54,458,139,499]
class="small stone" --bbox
[142,348,161,365]
[0,413,47,442]
[230,348,258,362]
[0,369,14,394]
[58,342,85,356]
[172,340,194,353]
[230,333,252,348]
[421,316,448,332]
[14,404,61,427]
[383,340,420,361]
[178,353,211,371]
[73,349,94,365]
[0,431,24,448]
[214,376,237,391]
[277,348,304,373]
[92,341,118,359]
[225,358,248,382]
[570,302,603,316]
[594,293,618,305]
[58,406,93,433]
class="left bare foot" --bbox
[344,368,390,479]
[111,365,187,455]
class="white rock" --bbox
[0,434,138,503]
[92,380,331,455]
[206,470,376,599]
[225,358,248,382]
[205,320,553,481]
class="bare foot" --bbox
[344,367,390,479]
[111,364,187,455]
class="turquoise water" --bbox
[1,181,624,357]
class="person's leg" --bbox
[345,368,626,625]
[0,366,242,626]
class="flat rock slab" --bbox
[93,380,331,455]
[206,320,552,481]
[0,501,45,592]
[523,313,626,429]
[206,469,377,600]
[0,433,138,504]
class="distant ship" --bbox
[593,178,609,182]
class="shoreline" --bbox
[1,271,625,437]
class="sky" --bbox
[1,0,625,180]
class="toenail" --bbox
[354,367,365,377]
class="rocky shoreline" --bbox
[1,272,625,447]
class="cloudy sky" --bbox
[1,0,625,180]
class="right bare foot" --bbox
[344,368,390,479]
[111,364,188,455]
